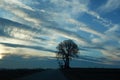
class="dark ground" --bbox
[17,69,68,80]
[1,68,120,80]
[62,68,120,80]
[0,69,45,80]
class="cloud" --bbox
[0,18,75,52]
[0,18,46,43]
[85,10,113,28]
[0,0,34,11]
[0,0,92,47]
[105,24,120,42]
[0,0,120,68]
[44,0,112,40]
[0,0,107,52]
[0,0,108,42]
[91,38,103,44]
[0,44,56,58]
[100,49,120,61]
[89,24,120,62]
[98,0,120,13]
[0,43,56,53]
[50,0,89,14]
[80,26,106,39]
[75,56,111,65]
[0,0,41,26]
[67,18,107,40]
[43,26,89,45]
[0,0,109,43]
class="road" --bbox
[17,69,68,80]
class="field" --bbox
[0,69,44,80]
[62,68,120,80]
[1,68,120,80]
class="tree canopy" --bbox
[56,39,79,69]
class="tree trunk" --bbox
[65,54,70,69]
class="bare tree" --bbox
[56,39,79,69]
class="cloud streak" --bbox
[99,0,120,13]
[0,0,120,68]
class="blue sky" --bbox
[0,0,120,69]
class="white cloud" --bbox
[80,26,106,39]
[106,24,120,33]
[42,26,89,46]
[46,0,113,39]
[1,0,34,11]
[67,18,107,39]
[0,0,111,46]
[0,0,120,66]
[40,9,46,13]
[105,24,120,41]
[49,0,89,18]
[0,37,38,47]
[49,13,109,47]
[91,38,102,44]
[85,10,113,28]
[9,8,40,25]
[101,49,120,61]
[0,0,41,26]
[5,26,33,40]
[99,0,120,13]
[0,44,55,58]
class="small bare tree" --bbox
[56,39,79,69]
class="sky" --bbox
[0,0,120,69]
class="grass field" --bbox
[62,68,120,80]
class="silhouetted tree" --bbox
[56,39,79,69]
